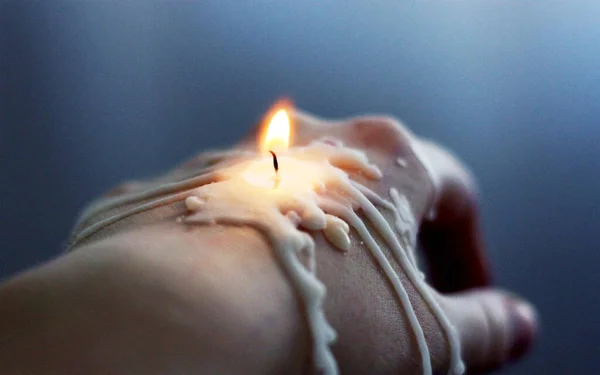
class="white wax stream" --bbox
[69,190,193,250]
[69,140,465,375]
[350,182,419,268]
[69,171,220,239]
[71,149,254,231]
[344,184,464,375]
[389,187,419,269]
[317,198,432,375]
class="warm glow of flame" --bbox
[260,99,293,153]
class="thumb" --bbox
[439,289,538,373]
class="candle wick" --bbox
[269,150,280,189]
[269,150,279,173]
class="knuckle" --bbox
[350,115,414,155]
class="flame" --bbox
[260,99,293,153]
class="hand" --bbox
[0,112,537,375]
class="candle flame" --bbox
[261,99,293,153]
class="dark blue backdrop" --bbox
[2,2,599,374]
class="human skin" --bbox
[0,113,537,375]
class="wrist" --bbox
[0,224,307,375]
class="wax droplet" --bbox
[301,208,327,230]
[185,196,205,211]
[368,165,383,179]
[396,157,407,168]
[324,214,351,251]
[323,322,337,342]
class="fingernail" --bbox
[506,296,538,361]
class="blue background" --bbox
[2,2,599,374]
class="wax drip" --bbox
[182,173,338,373]
[186,211,338,374]
[343,183,464,375]
[67,150,257,249]
[323,214,351,251]
[70,171,219,236]
[389,187,419,269]
[350,182,419,268]
[68,189,193,250]
[70,149,254,233]
[317,197,432,374]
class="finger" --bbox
[440,289,538,373]
[415,140,491,293]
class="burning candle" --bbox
[69,100,465,375]
[242,104,334,193]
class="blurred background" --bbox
[2,2,599,374]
